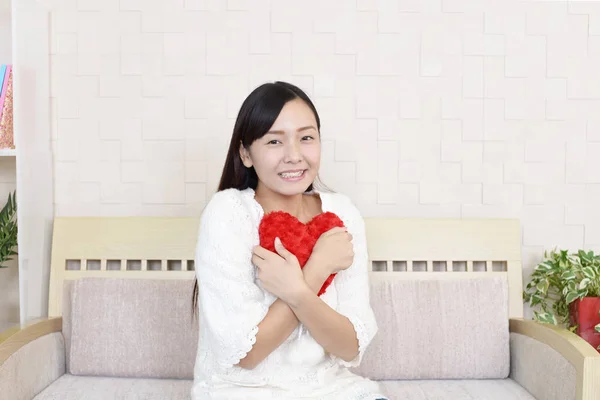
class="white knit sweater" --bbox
[191,187,387,400]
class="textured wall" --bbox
[0,0,11,62]
[48,0,600,303]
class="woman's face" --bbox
[240,98,321,197]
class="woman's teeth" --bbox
[279,171,304,178]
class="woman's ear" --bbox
[239,142,253,168]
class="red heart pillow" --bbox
[258,211,346,296]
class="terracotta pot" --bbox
[569,297,600,352]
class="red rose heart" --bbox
[258,211,346,296]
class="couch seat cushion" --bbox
[33,374,191,400]
[379,379,536,399]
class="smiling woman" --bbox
[190,81,388,400]
[239,98,321,200]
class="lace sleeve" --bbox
[330,196,378,368]
[195,190,269,370]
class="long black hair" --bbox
[192,81,323,314]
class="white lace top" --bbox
[191,187,387,400]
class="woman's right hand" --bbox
[309,227,355,275]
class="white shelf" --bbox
[0,148,16,156]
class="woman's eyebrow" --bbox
[266,125,317,134]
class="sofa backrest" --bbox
[53,216,521,380]
[63,275,509,380]
[353,276,510,380]
[65,278,198,379]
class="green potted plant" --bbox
[0,191,17,269]
[523,248,600,350]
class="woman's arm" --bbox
[287,196,378,366]
[287,286,359,362]
[237,260,330,369]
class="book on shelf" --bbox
[0,64,14,150]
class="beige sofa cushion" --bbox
[62,280,74,373]
[69,278,199,379]
[510,332,576,400]
[354,277,510,380]
[33,374,192,400]
[379,379,535,399]
[0,332,65,400]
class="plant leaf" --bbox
[530,293,544,306]
[535,262,553,272]
[566,291,579,304]
[535,312,558,325]
[561,270,576,281]
[0,191,17,267]
[536,279,549,294]
[582,267,596,279]
[579,278,591,290]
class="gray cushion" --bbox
[379,378,536,399]
[353,277,510,380]
[62,280,74,373]
[33,374,191,400]
[0,332,65,400]
[69,278,199,379]
[65,276,510,381]
[510,332,576,400]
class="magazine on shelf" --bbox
[0,64,14,150]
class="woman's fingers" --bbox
[323,226,346,237]
[253,245,270,259]
[251,253,263,267]
[274,237,293,260]
[327,229,353,243]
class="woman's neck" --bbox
[254,186,319,223]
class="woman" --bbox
[191,81,388,400]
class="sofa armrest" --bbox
[0,317,65,400]
[509,318,600,400]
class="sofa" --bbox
[1,216,599,400]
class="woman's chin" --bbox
[272,183,313,197]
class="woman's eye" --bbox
[302,136,314,141]
[267,140,280,145]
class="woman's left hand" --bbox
[252,237,308,304]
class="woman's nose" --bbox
[284,142,301,163]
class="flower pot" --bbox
[569,297,600,351]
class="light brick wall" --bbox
[49,0,600,312]
[0,0,11,63]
